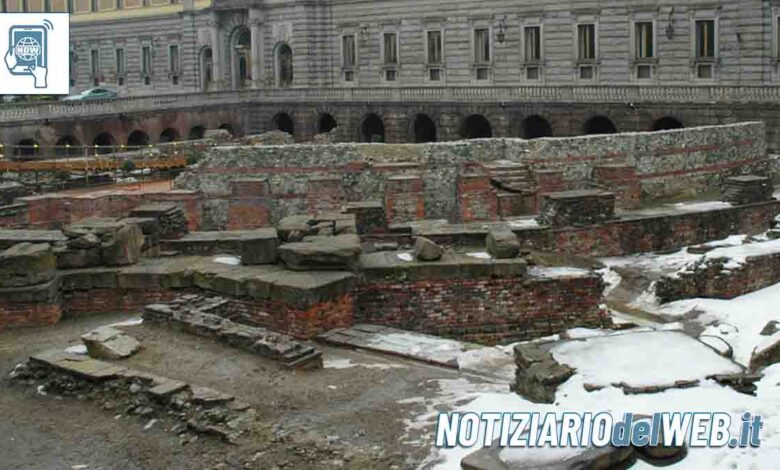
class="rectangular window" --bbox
[777,16,780,59]
[695,19,715,58]
[427,30,442,64]
[115,48,125,85]
[578,24,596,61]
[90,49,100,85]
[383,32,398,65]
[142,45,152,84]
[342,34,356,68]
[635,22,654,59]
[524,26,541,62]
[169,45,180,74]
[474,28,490,63]
[69,49,76,86]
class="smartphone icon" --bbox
[8,25,47,75]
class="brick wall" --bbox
[0,300,61,330]
[62,288,189,318]
[355,275,608,345]
[656,251,780,302]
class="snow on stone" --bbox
[213,255,241,266]
[704,238,780,266]
[397,252,413,262]
[456,345,515,381]
[465,252,492,260]
[753,331,780,357]
[670,201,734,212]
[656,282,780,366]
[64,344,88,355]
[699,335,733,357]
[528,266,591,279]
[322,358,408,370]
[499,445,588,466]
[366,332,468,365]
[551,331,741,387]
[107,317,144,328]
[507,218,540,229]
[562,327,611,339]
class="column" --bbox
[208,12,223,90]
[249,8,265,88]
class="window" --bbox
[383,32,398,65]
[115,48,125,86]
[577,23,596,80]
[634,21,654,79]
[69,49,77,86]
[169,44,180,84]
[427,30,442,64]
[426,30,443,82]
[474,28,490,63]
[90,49,100,85]
[523,26,542,80]
[142,46,152,85]
[342,34,356,82]
[90,0,96,12]
[44,0,50,12]
[383,32,398,82]
[694,19,716,79]
[1,1,6,13]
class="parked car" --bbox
[62,88,118,101]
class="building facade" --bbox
[4,0,780,153]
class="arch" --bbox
[55,135,81,157]
[317,113,338,134]
[127,130,151,148]
[93,132,117,155]
[360,114,385,143]
[159,128,181,143]
[274,42,293,88]
[522,115,553,139]
[231,28,252,89]
[652,116,685,132]
[14,139,39,159]
[460,114,493,139]
[199,47,214,91]
[412,114,437,143]
[219,123,234,136]
[189,126,206,140]
[584,116,617,135]
[271,113,295,135]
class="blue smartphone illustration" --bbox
[8,25,47,75]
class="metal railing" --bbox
[3,84,780,124]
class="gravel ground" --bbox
[0,313,471,470]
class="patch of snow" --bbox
[507,218,540,229]
[699,335,732,357]
[367,332,469,366]
[704,238,780,266]
[563,327,610,339]
[65,344,88,355]
[655,282,780,366]
[466,252,492,260]
[551,331,741,388]
[500,445,587,466]
[598,267,622,296]
[528,266,591,279]
[143,419,157,430]
[107,317,143,328]
[397,252,414,262]
[753,331,780,357]
[670,201,733,212]
[213,255,241,266]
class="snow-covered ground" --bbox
[398,233,780,469]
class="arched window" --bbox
[231,28,252,89]
[318,114,337,134]
[522,116,553,139]
[271,113,295,135]
[275,43,293,88]
[652,117,685,131]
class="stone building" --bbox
[5,0,780,150]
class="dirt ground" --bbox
[0,313,479,470]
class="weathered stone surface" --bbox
[279,234,361,271]
[749,332,780,370]
[101,223,144,266]
[342,201,387,234]
[81,326,141,360]
[707,372,763,395]
[129,203,189,240]
[0,242,55,288]
[60,219,144,268]
[511,343,574,404]
[485,230,520,259]
[760,320,780,336]
[537,190,616,227]
[413,236,444,261]
[722,175,773,206]
[60,267,119,291]
[239,228,279,265]
[143,295,323,369]
[0,230,67,250]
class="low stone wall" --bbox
[175,122,768,229]
[656,249,780,302]
[0,189,204,231]
[355,253,608,344]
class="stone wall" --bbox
[355,253,607,344]
[175,122,767,229]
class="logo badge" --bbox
[0,14,69,94]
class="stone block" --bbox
[239,228,280,265]
[0,278,60,304]
[60,268,119,291]
[413,236,444,261]
[101,223,144,266]
[263,270,354,308]
[537,190,616,227]
[0,242,56,288]
[81,326,141,360]
[485,230,520,259]
[278,234,361,271]
[722,175,773,206]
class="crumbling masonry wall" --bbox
[174,122,768,230]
